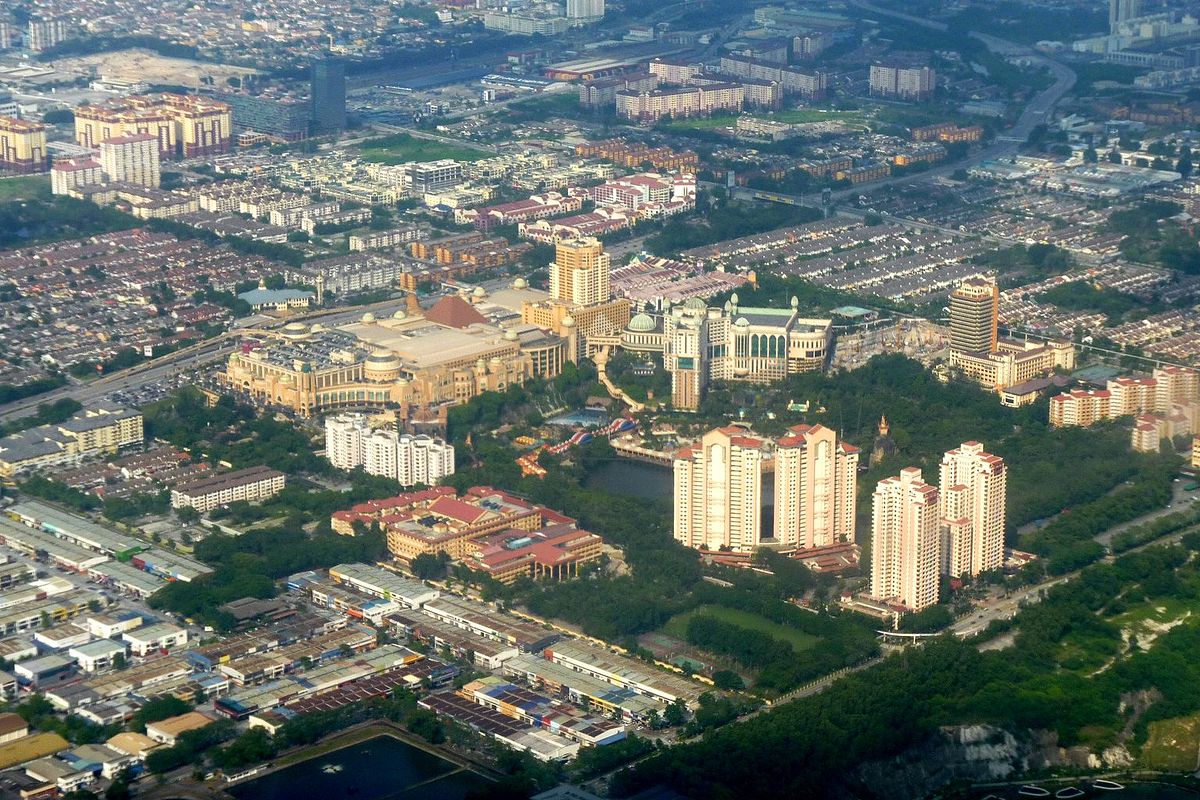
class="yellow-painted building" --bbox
[75,93,231,159]
[0,116,48,174]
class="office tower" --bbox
[673,426,767,552]
[0,22,14,50]
[0,116,48,174]
[1110,0,1141,31]
[550,238,611,307]
[26,18,69,53]
[310,58,346,136]
[99,134,161,188]
[566,0,606,22]
[773,424,859,549]
[939,441,1006,578]
[870,467,940,612]
[949,277,998,355]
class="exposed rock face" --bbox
[848,725,1044,800]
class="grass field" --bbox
[1141,713,1200,771]
[662,605,820,652]
[0,175,51,202]
[357,133,489,165]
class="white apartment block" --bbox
[1050,367,1199,427]
[673,426,767,552]
[939,441,1006,579]
[98,134,160,188]
[169,466,285,513]
[324,413,455,486]
[51,158,102,196]
[616,83,744,122]
[869,65,936,101]
[870,467,940,612]
[773,424,858,549]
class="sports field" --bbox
[662,604,820,652]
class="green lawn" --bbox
[0,175,51,202]
[663,605,820,652]
[1141,713,1200,771]
[357,133,489,165]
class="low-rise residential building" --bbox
[169,466,286,512]
[0,406,143,478]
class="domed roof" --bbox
[283,321,309,333]
[472,286,487,298]
[730,292,740,305]
[475,358,486,370]
[723,301,733,312]
[512,277,528,289]
[684,297,706,310]
[490,356,502,365]
[504,328,519,341]
[361,312,376,324]
[790,295,799,309]
[396,377,409,386]
[561,314,576,328]
[627,313,656,332]
[310,323,325,333]
[366,351,399,365]
[735,317,750,327]
[392,309,408,320]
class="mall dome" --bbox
[627,313,656,333]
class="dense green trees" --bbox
[646,202,822,257]
[616,537,1200,798]
[0,376,67,406]
[0,197,138,249]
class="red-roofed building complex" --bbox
[331,486,602,576]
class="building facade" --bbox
[75,94,231,159]
[948,277,1075,389]
[324,413,455,486]
[939,441,1006,579]
[673,426,768,552]
[0,116,48,174]
[870,467,940,612]
[619,295,832,410]
[311,59,347,136]
[99,134,161,188]
[773,424,859,549]
[870,65,936,101]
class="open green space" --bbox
[0,175,51,202]
[663,605,820,652]
[1141,713,1200,771]
[357,132,489,165]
